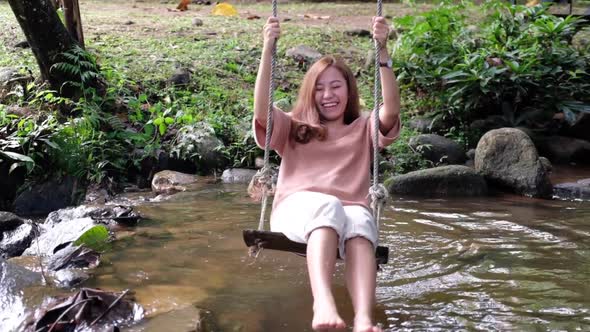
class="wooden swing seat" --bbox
[243,229,389,265]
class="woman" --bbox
[252,16,401,332]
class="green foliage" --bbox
[50,45,102,98]
[384,126,433,176]
[394,1,590,146]
[73,224,110,252]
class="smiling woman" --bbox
[245,0,401,331]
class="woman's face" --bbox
[314,66,348,123]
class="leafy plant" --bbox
[394,1,590,146]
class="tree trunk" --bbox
[8,0,77,94]
[62,0,85,48]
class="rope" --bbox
[249,0,278,257]
[256,0,278,232]
[369,0,388,225]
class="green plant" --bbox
[50,45,102,99]
[394,1,590,146]
[384,127,433,176]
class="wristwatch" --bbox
[379,58,393,68]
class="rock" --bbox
[167,67,191,86]
[171,122,227,173]
[193,307,218,332]
[13,40,29,48]
[255,157,265,169]
[466,148,476,160]
[6,105,35,117]
[45,205,140,228]
[83,183,112,204]
[0,159,26,210]
[47,245,100,271]
[152,170,199,194]
[0,211,24,233]
[22,217,95,256]
[407,116,445,134]
[0,67,18,85]
[286,45,322,64]
[469,115,508,136]
[0,222,37,259]
[363,49,375,71]
[409,134,466,165]
[221,168,257,184]
[561,113,590,141]
[553,179,590,200]
[14,176,82,216]
[0,67,32,100]
[385,165,487,197]
[123,20,135,25]
[475,128,552,198]
[539,156,552,173]
[534,136,590,164]
[52,268,90,288]
[192,18,204,26]
[345,28,371,37]
[0,258,44,331]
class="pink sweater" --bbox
[254,110,401,210]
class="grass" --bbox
[2,0,588,185]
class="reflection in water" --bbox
[80,183,590,331]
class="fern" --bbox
[50,45,101,97]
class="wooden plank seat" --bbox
[243,229,389,265]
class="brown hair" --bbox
[289,55,361,143]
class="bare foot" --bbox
[312,300,346,331]
[353,316,382,332]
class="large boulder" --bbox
[0,211,23,233]
[475,128,552,198]
[152,170,199,194]
[0,212,37,258]
[171,122,227,173]
[14,176,82,216]
[533,136,590,164]
[385,165,488,197]
[553,178,590,201]
[409,134,466,165]
[0,223,37,259]
[221,168,257,184]
[22,217,95,256]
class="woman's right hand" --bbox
[263,17,280,49]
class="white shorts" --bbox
[270,191,378,259]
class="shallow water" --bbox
[71,173,590,332]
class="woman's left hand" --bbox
[372,16,390,47]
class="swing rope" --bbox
[250,0,387,253]
[369,0,389,227]
[248,0,278,256]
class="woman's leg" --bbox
[271,192,347,331]
[345,237,381,332]
[307,227,347,330]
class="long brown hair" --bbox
[289,55,361,143]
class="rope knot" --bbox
[247,166,277,202]
[369,184,388,219]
